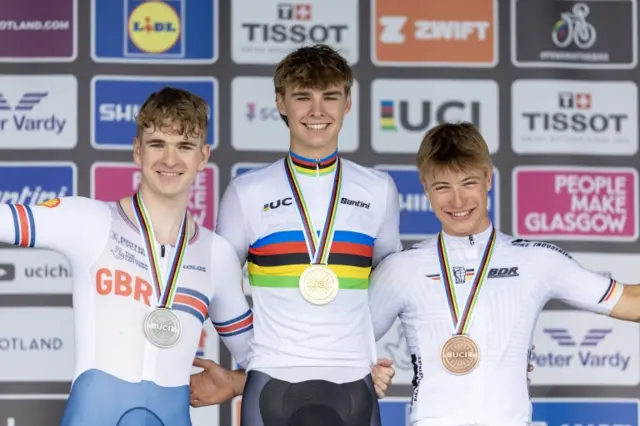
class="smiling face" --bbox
[133,124,210,199]
[422,166,492,237]
[415,122,494,237]
[273,44,354,158]
[276,84,351,156]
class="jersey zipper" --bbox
[161,244,166,258]
[468,235,475,246]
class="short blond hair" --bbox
[136,87,208,142]
[416,122,493,178]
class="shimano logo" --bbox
[487,267,519,278]
[340,197,370,209]
[0,92,66,134]
[99,103,140,122]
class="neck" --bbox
[289,137,338,161]
[442,215,492,240]
[288,146,339,176]
[136,184,189,245]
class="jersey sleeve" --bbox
[215,180,250,265]
[368,252,410,341]
[0,196,111,263]
[208,234,254,369]
[372,173,403,268]
[541,244,623,315]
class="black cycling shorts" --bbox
[240,370,381,426]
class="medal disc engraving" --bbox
[441,335,479,375]
[143,308,182,348]
[298,264,340,305]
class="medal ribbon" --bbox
[131,192,189,308]
[437,228,497,335]
[284,154,342,265]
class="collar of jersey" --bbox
[442,223,493,248]
[288,149,338,176]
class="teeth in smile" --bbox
[159,172,180,177]
[306,124,328,130]
[450,210,471,217]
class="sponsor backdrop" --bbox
[0,0,639,424]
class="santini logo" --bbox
[340,197,370,209]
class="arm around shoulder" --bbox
[369,251,410,341]
[215,180,250,265]
[372,173,403,267]
[208,234,254,368]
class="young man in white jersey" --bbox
[367,122,640,426]
[189,44,400,425]
[0,88,254,425]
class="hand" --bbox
[527,345,535,385]
[190,358,236,407]
[371,357,395,399]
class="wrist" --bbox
[229,369,247,397]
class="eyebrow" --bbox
[431,176,481,186]
[290,90,343,97]
[145,138,197,145]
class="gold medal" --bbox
[441,335,479,375]
[298,264,339,305]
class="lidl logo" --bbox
[92,0,217,64]
[127,1,181,54]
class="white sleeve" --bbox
[215,180,250,265]
[542,244,623,315]
[372,173,403,268]
[368,252,409,341]
[208,234,254,369]
[0,196,110,263]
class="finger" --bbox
[376,357,393,367]
[379,366,395,379]
[527,364,534,372]
[193,357,216,369]
[374,383,385,399]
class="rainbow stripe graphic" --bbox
[288,150,337,176]
[247,230,374,290]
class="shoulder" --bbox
[39,196,112,215]
[228,161,283,193]
[341,158,394,185]
[502,233,574,261]
[208,232,243,265]
[375,236,438,272]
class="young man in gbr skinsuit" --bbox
[0,88,254,425]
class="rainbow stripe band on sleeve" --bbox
[246,230,374,290]
[8,204,36,247]
[599,279,621,304]
[213,310,254,337]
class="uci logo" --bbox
[263,197,293,212]
[127,2,181,54]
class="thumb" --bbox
[193,357,218,369]
[376,357,393,367]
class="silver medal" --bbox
[143,308,182,348]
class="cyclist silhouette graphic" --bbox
[552,3,597,49]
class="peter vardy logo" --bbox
[0,75,77,149]
[91,76,218,150]
[375,165,499,240]
[0,163,77,204]
[529,311,640,386]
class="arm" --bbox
[543,246,631,319]
[372,173,403,268]
[368,252,409,341]
[0,196,110,260]
[215,180,250,265]
[208,234,254,369]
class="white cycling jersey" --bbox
[0,196,254,425]
[216,150,402,383]
[369,225,624,426]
